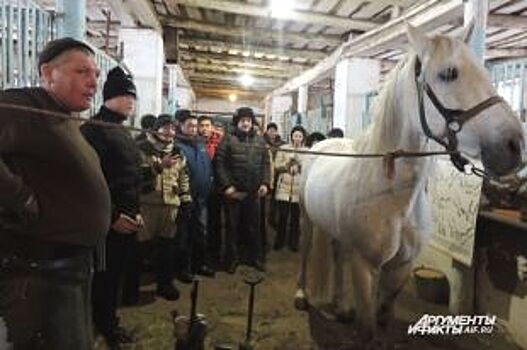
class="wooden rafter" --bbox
[191,81,274,92]
[166,0,379,31]
[487,14,527,30]
[179,37,328,60]
[160,17,344,46]
[188,71,286,86]
[273,0,464,95]
[181,62,296,78]
[193,86,267,99]
[179,50,313,71]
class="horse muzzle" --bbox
[481,135,524,176]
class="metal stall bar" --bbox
[15,0,21,86]
[6,0,13,86]
[29,0,36,85]
[520,62,526,122]
[20,0,29,87]
[0,0,6,87]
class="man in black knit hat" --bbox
[81,66,143,348]
[0,37,110,350]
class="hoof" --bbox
[294,296,309,311]
[335,309,356,324]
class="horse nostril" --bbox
[508,138,521,156]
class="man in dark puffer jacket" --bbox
[81,66,143,348]
[215,107,270,273]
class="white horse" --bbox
[295,23,525,345]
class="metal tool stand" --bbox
[239,272,264,350]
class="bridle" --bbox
[415,57,504,173]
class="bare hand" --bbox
[257,185,268,198]
[517,255,527,282]
[224,186,236,197]
[135,214,145,228]
[160,155,178,168]
[0,193,39,230]
[112,213,141,234]
[289,164,300,175]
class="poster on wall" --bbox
[428,158,483,266]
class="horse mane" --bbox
[354,53,418,153]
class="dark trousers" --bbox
[92,230,137,338]
[174,201,208,273]
[122,239,142,305]
[207,193,223,267]
[275,201,301,250]
[191,200,208,271]
[155,237,177,287]
[0,252,93,350]
[225,196,262,266]
[260,196,268,261]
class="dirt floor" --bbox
[93,249,523,350]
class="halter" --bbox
[414,58,504,172]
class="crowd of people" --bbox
[0,37,344,350]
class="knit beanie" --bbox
[103,66,137,101]
[38,37,94,71]
[154,114,175,130]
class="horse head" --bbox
[407,23,524,176]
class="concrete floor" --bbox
[94,249,523,350]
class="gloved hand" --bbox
[0,190,39,230]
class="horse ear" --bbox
[406,22,430,59]
[460,18,475,44]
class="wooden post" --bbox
[464,0,488,61]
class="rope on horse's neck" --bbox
[0,102,456,159]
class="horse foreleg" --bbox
[331,238,348,320]
[350,251,379,342]
[376,260,412,330]
[294,207,312,311]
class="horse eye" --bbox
[438,67,458,82]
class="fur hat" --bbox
[175,109,193,123]
[103,66,137,101]
[233,107,256,125]
[38,37,94,70]
[154,114,175,130]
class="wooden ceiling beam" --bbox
[181,62,296,78]
[179,37,328,60]
[193,87,266,99]
[486,48,527,60]
[167,0,378,31]
[272,0,464,95]
[189,71,285,86]
[160,17,343,46]
[190,81,273,92]
[487,14,527,30]
[179,50,312,71]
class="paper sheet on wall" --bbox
[428,158,483,266]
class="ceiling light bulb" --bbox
[239,74,255,87]
[229,93,237,102]
[270,0,295,19]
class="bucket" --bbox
[413,266,449,305]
